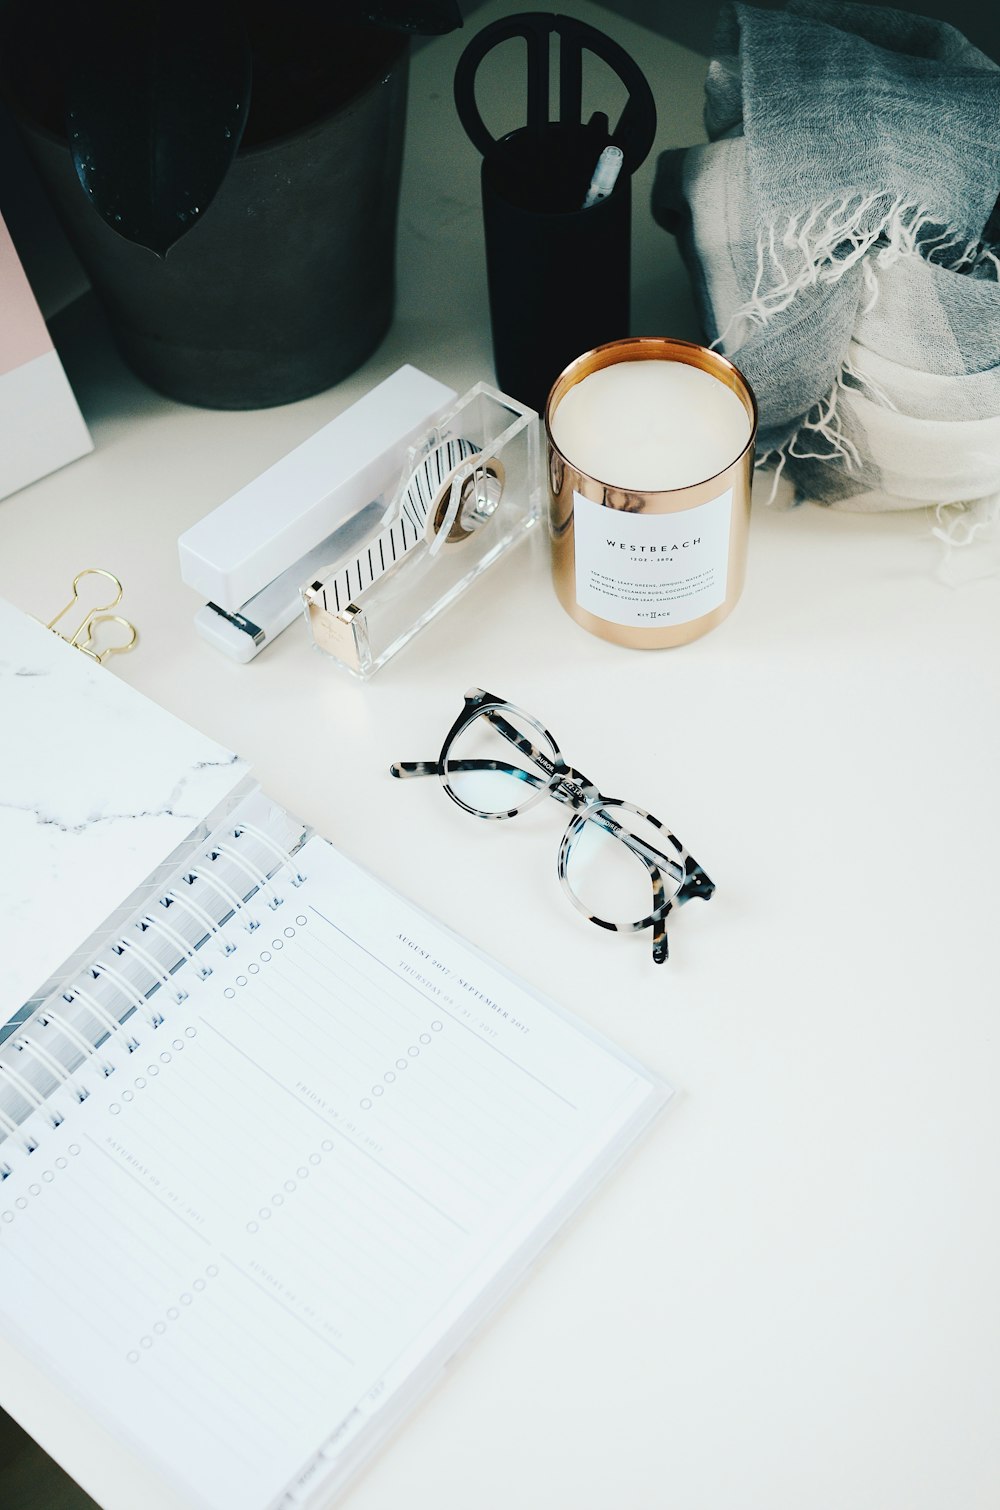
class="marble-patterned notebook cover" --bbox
[0,597,252,1032]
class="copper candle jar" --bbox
[545,337,758,648]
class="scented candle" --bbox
[545,338,757,647]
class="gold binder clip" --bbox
[45,569,138,663]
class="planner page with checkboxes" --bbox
[0,835,666,1510]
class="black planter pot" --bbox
[10,35,409,409]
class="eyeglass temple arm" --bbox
[390,761,440,779]
[390,758,548,792]
[647,856,714,963]
[585,805,715,909]
[584,804,688,885]
[584,811,713,965]
[652,908,669,965]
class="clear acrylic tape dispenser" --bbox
[303,383,540,679]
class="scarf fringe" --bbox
[715,193,997,352]
[737,194,998,511]
[754,363,872,498]
[714,194,929,348]
[929,494,1000,585]
[932,493,1000,548]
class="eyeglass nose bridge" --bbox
[550,766,600,810]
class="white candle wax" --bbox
[550,358,752,491]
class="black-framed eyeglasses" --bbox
[390,688,715,964]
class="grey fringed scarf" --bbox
[652,1,1000,520]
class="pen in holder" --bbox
[454,12,657,415]
[303,384,540,679]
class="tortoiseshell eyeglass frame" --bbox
[390,687,715,964]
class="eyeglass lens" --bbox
[443,706,556,814]
[564,806,682,927]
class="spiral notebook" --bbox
[0,597,668,1510]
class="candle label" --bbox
[572,489,733,628]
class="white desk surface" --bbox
[1,4,999,1508]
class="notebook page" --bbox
[0,837,665,1510]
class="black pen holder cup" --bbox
[480,150,632,415]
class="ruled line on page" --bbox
[309,906,580,1111]
[199,1018,470,1234]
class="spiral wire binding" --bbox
[92,958,164,1028]
[119,934,189,1004]
[189,866,260,933]
[211,841,284,910]
[38,1011,115,1077]
[0,1061,61,1126]
[234,821,307,885]
[14,1035,86,1103]
[69,984,140,1053]
[163,886,237,956]
[0,825,299,1160]
[0,1103,34,1158]
[141,911,212,979]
